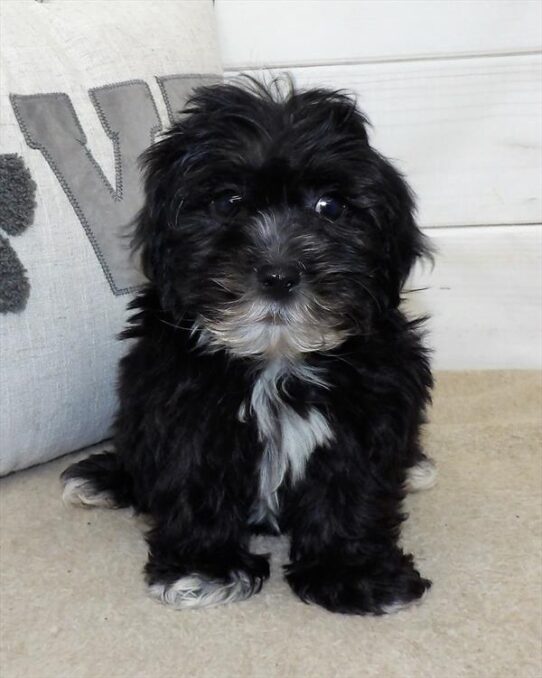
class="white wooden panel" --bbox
[227,55,542,228]
[216,0,542,69]
[405,225,542,369]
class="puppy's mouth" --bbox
[259,305,290,325]
[263,316,284,326]
[195,294,351,359]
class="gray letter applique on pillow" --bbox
[9,75,221,296]
[9,82,159,295]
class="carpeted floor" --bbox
[1,371,541,678]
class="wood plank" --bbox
[227,54,542,228]
[216,0,542,69]
[404,225,542,369]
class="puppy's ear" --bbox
[132,127,191,292]
[370,154,432,308]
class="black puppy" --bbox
[62,77,436,614]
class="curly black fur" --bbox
[62,77,434,614]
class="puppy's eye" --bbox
[212,193,243,217]
[314,195,345,221]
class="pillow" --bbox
[0,0,222,475]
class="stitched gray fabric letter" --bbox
[157,74,222,124]
[10,81,161,294]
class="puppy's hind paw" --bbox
[61,476,117,509]
[405,457,437,493]
[60,451,132,509]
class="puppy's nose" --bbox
[257,264,301,297]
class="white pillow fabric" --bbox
[0,0,222,474]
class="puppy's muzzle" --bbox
[257,264,301,300]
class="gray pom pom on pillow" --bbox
[0,154,36,313]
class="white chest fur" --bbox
[243,360,334,528]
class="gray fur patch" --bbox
[249,360,334,527]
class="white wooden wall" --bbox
[215,0,542,369]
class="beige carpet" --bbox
[1,371,541,678]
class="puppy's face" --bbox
[136,80,428,358]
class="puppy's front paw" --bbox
[285,552,430,615]
[148,570,257,609]
[146,551,269,610]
